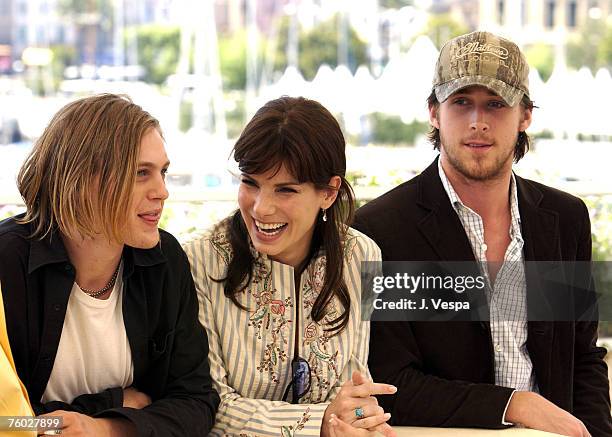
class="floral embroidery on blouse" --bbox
[280,408,311,437]
[210,228,294,384]
[185,220,379,436]
[297,235,357,403]
[209,224,358,407]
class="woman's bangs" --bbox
[237,139,309,183]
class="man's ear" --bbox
[519,105,532,131]
[429,104,440,129]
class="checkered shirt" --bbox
[438,160,537,393]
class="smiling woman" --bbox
[237,164,337,269]
[183,96,396,437]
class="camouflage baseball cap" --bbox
[433,31,530,107]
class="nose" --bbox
[253,190,275,216]
[150,174,169,201]
[469,108,489,133]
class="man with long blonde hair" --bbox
[0,94,219,436]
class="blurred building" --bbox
[431,0,480,29]
[0,0,173,71]
[482,0,609,46]
[214,0,290,34]
[0,1,12,45]
[0,0,75,68]
[434,0,610,46]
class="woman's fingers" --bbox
[329,414,373,437]
[350,381,397,398]
[341,404,384,424]
[370,422,397,437]
[350,371,397,397]
[334,394,379,422]
[353,412,391,429]
[351,370,367,386]
[333,373,396,430]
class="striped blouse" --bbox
[183,219,381,436]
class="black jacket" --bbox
[0,215,220,436]
[353,159,612,436]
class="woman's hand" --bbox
[328,413,393,437]
[321,371,397,437]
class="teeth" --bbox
[260,228,283,236]
[255,220,286,230]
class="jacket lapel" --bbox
[516,176,561,262]
[415,160,489,321]
[516,176,560,399]
[416,159,477,262]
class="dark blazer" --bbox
[353,159,612,436]
[0,215,220,436]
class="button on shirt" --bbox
[438,160,537,394]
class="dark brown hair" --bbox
[426,90,534,162]
[219,96,355,334]
[17,93,160,241]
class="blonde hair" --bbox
[17,94,160,241]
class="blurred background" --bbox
[0,0,610,323]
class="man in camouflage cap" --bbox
[433,31,530,107]
[354,31,611,436]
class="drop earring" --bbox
[322,208,327,222]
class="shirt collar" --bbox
[437,158,462,210]
[28,225,166,274]
[437,159,523,240]
[246,229,325,276]
[28,231,70,274]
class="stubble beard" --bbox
[440,132,516,182]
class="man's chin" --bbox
[124,232,160,249]
[450,157,509,182]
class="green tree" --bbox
[370,113,429,146]
[379,0,413,9]
[58,0,112,64]
[273,14,368,80]
[421,13,469,50]
[126,25,180,85]
[524,43,554,81]
[50,44,77,86]
[218,32,247,90]
[598,25,612,69]
[128,25,251,88]
[567,18,612,72]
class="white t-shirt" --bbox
[42,264,134,403]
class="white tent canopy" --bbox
[257,35,611,138]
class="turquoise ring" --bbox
[355,407,365,419]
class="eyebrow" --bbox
[242,174,300,186]
[138,161,171,168]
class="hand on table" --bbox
[322,370,397,437]
[506,391,590,437]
